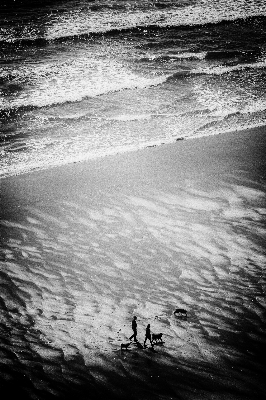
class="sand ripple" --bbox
[0,171,265,399]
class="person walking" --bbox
[144,323,153,347]
[129,316,138,342]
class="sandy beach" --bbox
[0,126,266,400]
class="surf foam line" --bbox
[0,133,186,180]
[139,49,261,63]
[1,15,265,47]
[0,74,169,115]
[139,52,208,62]
[2,115,266,180]
[166,59,266,82]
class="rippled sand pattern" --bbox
[0,171,266,399]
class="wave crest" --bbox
[0,59,168,112]
[1,14,266,45]
[165,58,266,82]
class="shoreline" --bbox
[1,124,265,183]
[0,122,265,182]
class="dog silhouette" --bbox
[152,333,163,343]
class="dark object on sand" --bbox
[121,342,131,350]
[144,324,153,347]
[174,308,187,317]
[152,333,163,343]
[129,316,138,342]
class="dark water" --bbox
[0,1,266,399]
[1,0,266,177]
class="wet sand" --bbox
[0,127,266,400]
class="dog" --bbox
[121,342,131,351]
[151,333,163,343]
[174,308,187,317]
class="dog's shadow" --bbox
[121,341,144,351]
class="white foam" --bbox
[1,57,168,110]
[44,1,266,41]
[194,59,266,76]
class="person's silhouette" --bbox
[129,316,137,342]
[144,323,153,347]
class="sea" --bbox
[1,0,266,178]
[1,1,266,400]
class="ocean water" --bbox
[1,0,266,177]
[1,2,266,400]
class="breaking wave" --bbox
[1,15,266,46]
